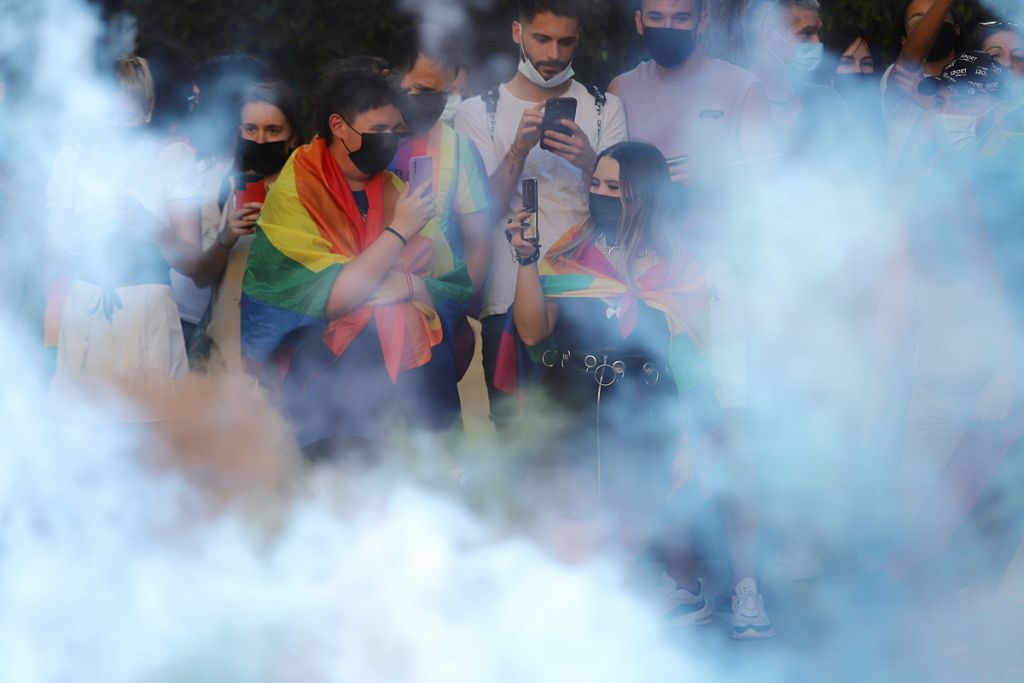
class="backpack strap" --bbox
[588,84,606,151]
[482,88,500,143]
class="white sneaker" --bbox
[658,573,713,626]
[731,578,775,640]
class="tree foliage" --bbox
[105,0,992,103]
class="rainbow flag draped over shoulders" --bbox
[391,122,492,257]
[494,224,712,398]
[241,137,472,383]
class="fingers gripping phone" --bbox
[234,172,266,210]
[521,177,539,243]
[540,97,578,152]
[410,155,433,194]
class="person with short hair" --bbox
[742,0,852,161]
[241,66,473,460]
[870,53,1024,589]
[609,0,773,186]
[388,24,492,297]
[455,0,627,430]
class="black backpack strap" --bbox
[588,85,606,150]
[482,88,500,143]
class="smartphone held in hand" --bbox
[521,177,539,243]
[234,173,266,210]
[540,97,578,152]
[410,155,433,194]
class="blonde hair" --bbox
[116,55,155,117]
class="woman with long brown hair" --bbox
[505,141,735,626]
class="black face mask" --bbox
[343,127,400,176]
[236,138,292,178]
[589,192,623,239]
[642,27,697,69]
[833,72,879,97]
[927,23,958,63]
[400,92,449,135]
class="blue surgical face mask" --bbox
[772,30,824,74]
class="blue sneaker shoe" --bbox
[660,573,713,626]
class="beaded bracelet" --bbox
[516,246,541,266]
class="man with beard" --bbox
[609,0,773,185]
[455,0,627,430]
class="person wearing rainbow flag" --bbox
[240,65,474,460]
[504,141,775,636]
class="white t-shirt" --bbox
[455,80,628,317]
[48,136,203,320]
[47,137,199,228]
[881,63,935,176]
[169,155,233,324]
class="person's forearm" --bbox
[898,0,955,68]
[488,145,527,222]
[325,231,406,318]
[512,263,552,346]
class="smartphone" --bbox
[540,97,578,152]
[521,177,539,243]
[234,173,266,210]
[410,155,433,194]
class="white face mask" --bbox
[935,104,999,155]
[517,44,575,89]
[440,92,462,126]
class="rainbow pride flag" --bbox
[494,224,712,399]
[241,138,472,384]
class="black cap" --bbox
[919,50,1008,97]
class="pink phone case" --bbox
[410,155,433,193]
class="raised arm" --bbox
[896,0,955,70]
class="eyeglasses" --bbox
[978,21,1021,29]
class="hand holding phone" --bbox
[409,155,433,194]
[234,173,266,210]
[521,178,539,243]
[540,97,578,152]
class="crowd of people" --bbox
[12,0,1024,655]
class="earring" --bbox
[144,112,152,124]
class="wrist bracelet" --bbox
[384,226,408,246]
[516,245,541,266]
[508,144,526,163]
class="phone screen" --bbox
[540,97,578,152]
[521,178,539,243]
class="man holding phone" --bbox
[455,0,627,429]
[387,25,493,298]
